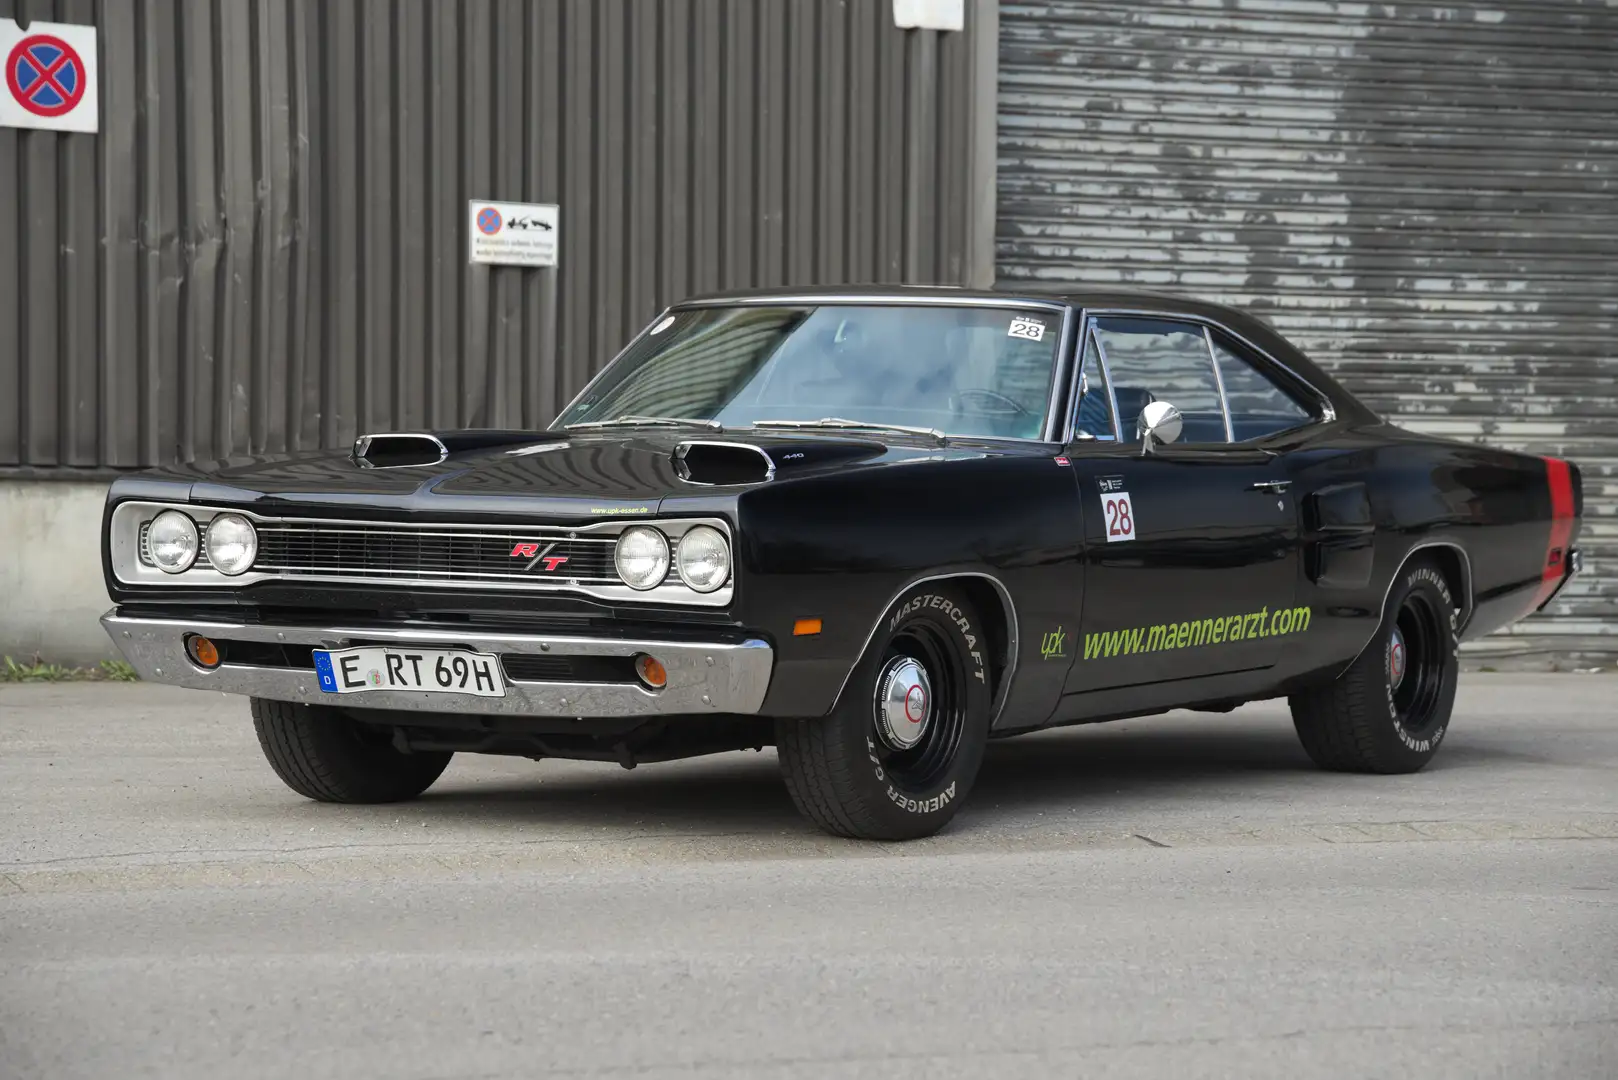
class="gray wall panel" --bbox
[2,0,983,471]
[996,0,1618,647]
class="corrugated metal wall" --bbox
[1,0,983,472]
[996,0,1617,650]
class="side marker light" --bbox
[186,635,221,669]
[635,654,668,689]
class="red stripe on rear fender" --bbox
[1528,457,1576,612]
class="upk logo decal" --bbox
[1040,626,1067,660]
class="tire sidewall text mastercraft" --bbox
[832,583,993,836]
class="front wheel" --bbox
[775,583,993,840]
[251,698,452,803]
[1289,558,1460,773]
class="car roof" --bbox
[677,283,1258,327]
[674,284,1045,307]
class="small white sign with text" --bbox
[468,201,559,267]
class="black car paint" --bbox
[101,287,1583,742]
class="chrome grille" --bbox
[111,502,730,605]
[252,524,623,584]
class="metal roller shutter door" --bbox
[996,0,1618,663]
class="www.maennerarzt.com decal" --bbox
[1083,604,1312,660]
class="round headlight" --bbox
[675,526,730,593]
[205,514,258,576]
[614,526,670,590]
[147,510,200,574]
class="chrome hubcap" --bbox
[1389,626,1408,690]
[874,656,932,752]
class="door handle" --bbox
[1249,480,1291,494]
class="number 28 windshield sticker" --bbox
[1098,474,1134,542]
[1007,316,1046,342]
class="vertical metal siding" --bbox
[996,0,1618,649]
[1,0,981,471]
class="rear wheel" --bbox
[251,698,452,803]
[775,583,993,840]
[1289,558,1459,773]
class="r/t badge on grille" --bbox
[510,541,569,572]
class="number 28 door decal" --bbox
[1098,475,1135,543]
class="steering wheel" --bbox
[953,388,1034,418]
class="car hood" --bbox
[122,429,1040,518]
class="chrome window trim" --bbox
[1203,325,1236,442]
[829,571,1021,728]
[1064,308,1339,441]
[108,501,735,607]
[1039,303,1079,443]
[1067,327,1117,442]
[1086,318,1126,442]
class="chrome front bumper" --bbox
[102,612,774,718]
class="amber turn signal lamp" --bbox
[793,618,822,636]
[634,654,668,690]
[186,634,221,669]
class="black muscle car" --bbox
[101,286,1584,839]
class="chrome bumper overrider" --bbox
[102,612,774,718]
[1541,547,1584,610]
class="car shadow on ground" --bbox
[401,714,1360,835]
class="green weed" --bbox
[1,655,140,683]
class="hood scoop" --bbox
[672,436,887,485]
[674,441,775,485]
[353,433,449,469]
[353,429,567,468]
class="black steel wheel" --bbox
[1388,587,1450,747]
[775,582,993,840]
[1290,558,1460,773]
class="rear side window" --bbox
[1092,317,1227,444]
[1209,332,1314,440]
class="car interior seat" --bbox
[1110,386,1156,443]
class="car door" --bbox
[1063,315,1303,693]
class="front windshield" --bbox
[554,303,1064,440]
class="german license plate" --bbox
[312,647,505,698]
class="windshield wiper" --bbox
[565,414,723,431]
[750,417,947,441]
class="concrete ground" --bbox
[1,676,1614,1080]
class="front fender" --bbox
[732,453,1084,727]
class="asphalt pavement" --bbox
[1,675,1614,1079]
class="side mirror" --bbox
[1137,400,1183,455]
